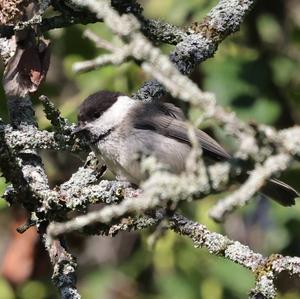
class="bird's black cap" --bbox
[78,90,122,123]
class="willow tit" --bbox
[74,91,298,206]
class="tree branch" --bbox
[134,0,255,101]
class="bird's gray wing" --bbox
[159,102,186,120]
[131,102,230,161]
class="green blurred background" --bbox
[0,0,300,298]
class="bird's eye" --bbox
[93,111,101,119]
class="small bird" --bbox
[74,90,298,206]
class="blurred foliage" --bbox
[0,0,300,298]
[0,278,14,299]
[0,176,8,209]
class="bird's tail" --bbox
[261,178,299,206]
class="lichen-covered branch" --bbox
[47,160,231,237]
[39,95,89,152]
[48,208,300,299]
[168,213,300,299]
[0,3,81,297]
[0,0,185,47]
[0,123,66,151]
[209,153,293,222]
[44,236,81,299]
[134,0,255,101]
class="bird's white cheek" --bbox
[85,121,109,139]
[96,96,136,129]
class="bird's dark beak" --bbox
[72,123,88,135]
